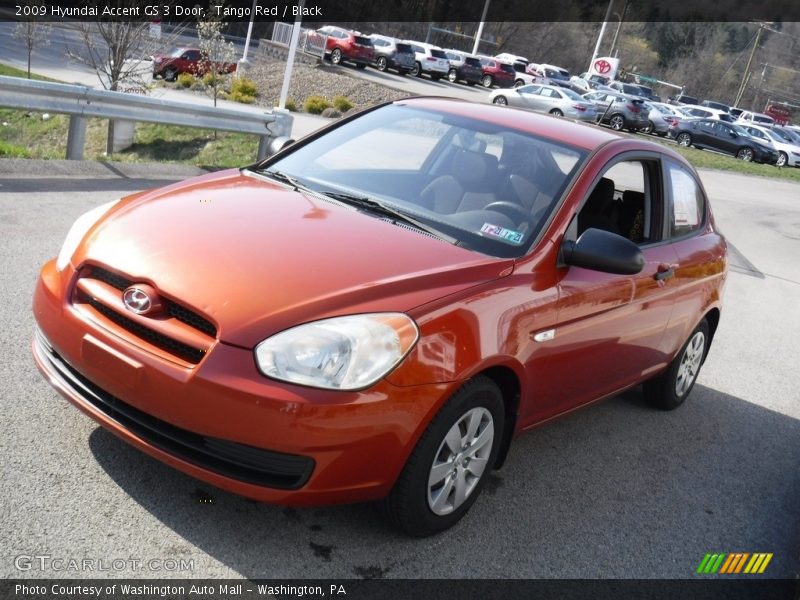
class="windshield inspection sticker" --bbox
[481,223,524,245]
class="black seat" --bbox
[578,177,620,236]
[620,190,645,243]
[420,149,499,214]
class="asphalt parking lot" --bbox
[1,159,798,580]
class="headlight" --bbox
[56,200,118,271]
[255,313,419,390]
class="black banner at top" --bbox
[1,0,800,22]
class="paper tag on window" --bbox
[670,169,699,226]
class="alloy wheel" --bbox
[737,147,754,162]
[493,96,508,105]
[675,331,705,397]
[610,115,625,131]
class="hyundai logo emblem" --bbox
[122,284,161,315]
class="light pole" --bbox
[589,0,615,73]
[238,0,258,70]
[472,0,491,56]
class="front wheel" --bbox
[737,147,754,162]
[381,376,504,537]
[676,132,692,147]
[330,48,343,65]
[644,319,709,410]
[493,95,508,105]
[447,68,458,83]
[376,57,387,71]
[412,62,422,77]
[642,121,654,135]
[162,67,177,82]
[514,79,524,88]
[481,74,493,88]
[609,114,625,131]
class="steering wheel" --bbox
[483,201,530,225]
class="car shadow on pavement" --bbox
[88,383,800,579]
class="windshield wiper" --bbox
[323,191,458,245]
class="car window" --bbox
[519,85,542,94]
[574,160,659,245]
[260,104,587,259]
[431,49,448,59]
[539,88,560,98]
[666,162,705,238]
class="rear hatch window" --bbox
[396,43,414,54]
[465,57,482,67]
[430,49,448,59]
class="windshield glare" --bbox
[256,104,587,258]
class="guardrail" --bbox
[0,75,293,160]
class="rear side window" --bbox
[666,163,705,238]
[431,49,447,59]
[354,36,372,45]
[500,64,515,74]
[465,57,481,67]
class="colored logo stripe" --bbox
[697,553,773,574]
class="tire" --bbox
[331,48,343,65]
[777,151,788,167]
[549,108,564,117]
[376,57,387,71]
[412,62,422,77]
[493,96,508,106]
[609,114,625,131]
[644,319,709,411]
[676,132,692,147]
[737,147,754,162]
[447,68,458,83]
[163,67,177,82]
[642,121,654,135]
[514,79,524,88]
[381,376,505,537]
[481,74,493,88]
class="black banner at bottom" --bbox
[3,579,799,600]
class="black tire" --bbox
[644,319,709,411]
[609,114,625,131]
[676,132,692,147]
[331,48,343,65]
[642,121,654,135]
[447,68,458,83]
[737,147,754,162]
[777,151,788,167]
[412,62,422,77]
[481,74,493,88]
[381,376,505,537]
[163,67,177,82]
[549,108,564,117]
[376,57,387,71]
[492,96,508,106]
[514,79,524,88]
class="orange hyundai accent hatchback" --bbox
[33,98,727,536]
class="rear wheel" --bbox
[162,67,177,82]
[737,147,754,162]
[412,62,422,77]
[376,57,387,71]
[644,319,709,410]
[447,68,458,83]
[493,96,508,106]
[609,114,625,131]
[381,376,504,537]
[549,108,564,117]
[331,48,343,65]
[676,132,692,147]
[777,151,788,167]
[514,79,524,88]
[481,74,493,88]
[642,120,655,135]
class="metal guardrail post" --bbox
[66,116,87,160]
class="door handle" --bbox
[654,263,676,281]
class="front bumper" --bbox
[32,259,455,505]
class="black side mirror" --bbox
[560,228,645,275]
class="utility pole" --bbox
[733,23,763,108]
[752,62,768,111]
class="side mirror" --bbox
[268,136,295,155]
[560,228,645,275]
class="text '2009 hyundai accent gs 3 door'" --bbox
[32,98,727,537]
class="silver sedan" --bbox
[489,83,598,123]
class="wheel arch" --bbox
[702,307,721,362]
[475,365,521,469]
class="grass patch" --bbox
[0,63,57,82]
[649,136,800,182]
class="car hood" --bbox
[77,169,514,348]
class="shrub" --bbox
[284,99,297,112]
[176,72,195,88]
[202,72,225,88]
[332,95,353,112]
[321,107,342,118]
[228,90,255,104]
[304,95,331,114]
[230,77,257,97]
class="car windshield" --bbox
[252,104,587,259]
[170,48,186,58]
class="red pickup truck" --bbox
[152,47,237,81]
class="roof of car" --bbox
[395,97,624,151]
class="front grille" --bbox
[88,266,217,337]
[82,294,206,364]
[37,331,314,489]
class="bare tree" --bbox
[197,0,237,108]
[12,7,52,79]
